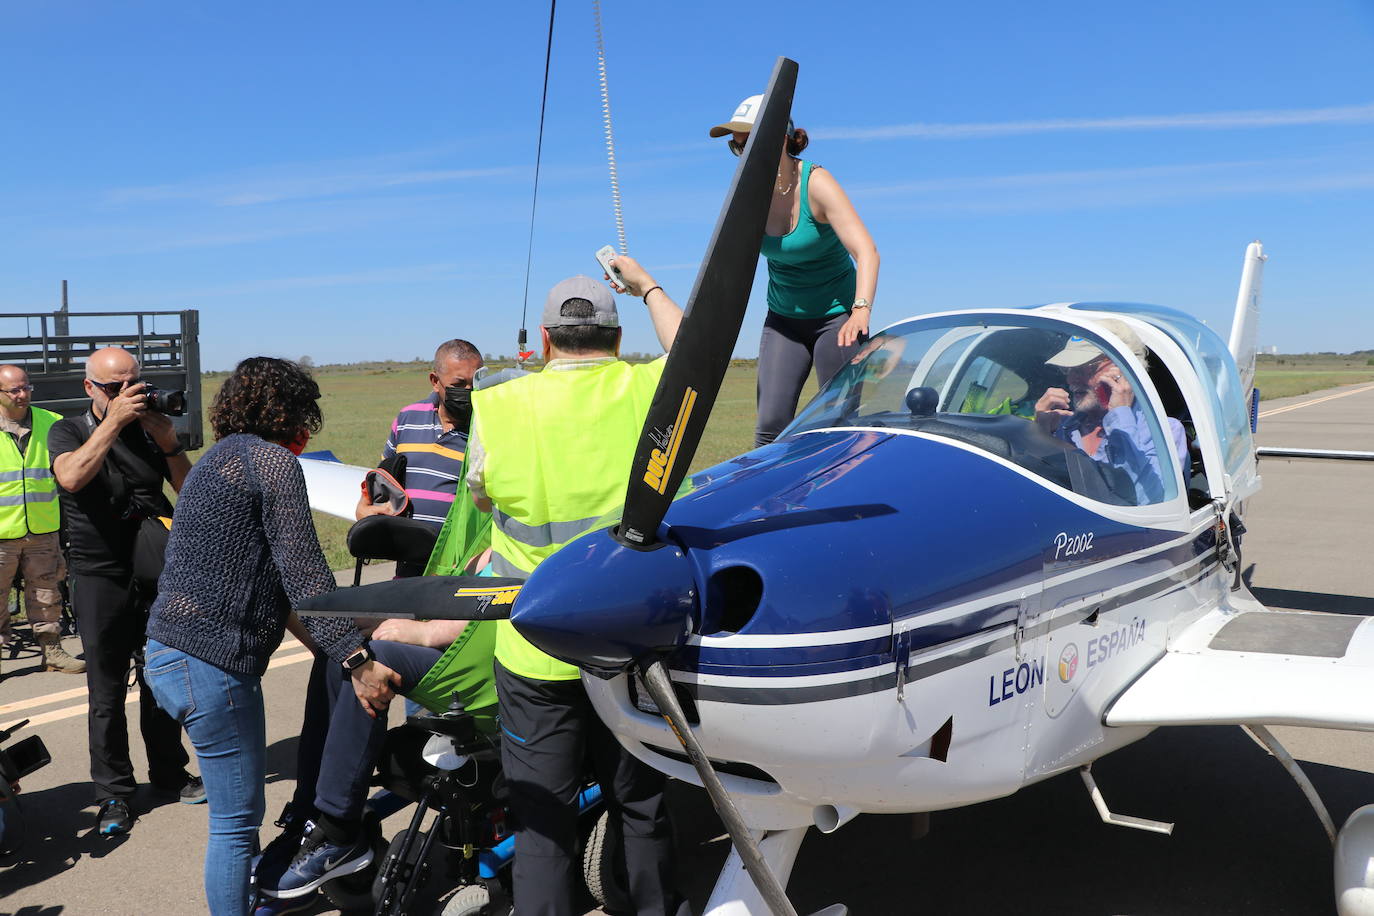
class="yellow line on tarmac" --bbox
[1259,383,1374,419]
[1,647,316,731]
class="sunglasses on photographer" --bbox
[90,379,142,397]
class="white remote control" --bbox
[595,245,626,287]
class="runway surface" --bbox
[1,381,1370,915]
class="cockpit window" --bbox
[783,317,1182,507]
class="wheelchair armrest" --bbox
[407,709,478,744]
[346,514,439,565]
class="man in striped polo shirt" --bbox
[356,338,482,575]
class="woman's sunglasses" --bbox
[726,120,794,157]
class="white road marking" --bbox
[1,644,314,730]
[1259,383,1374,419]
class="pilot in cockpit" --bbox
[1033,320,1189,505]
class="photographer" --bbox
[49,347,201,837]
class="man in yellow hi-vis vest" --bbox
[0,364,83,674]
[468,257,683,915]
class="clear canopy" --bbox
[783,314,1183,507]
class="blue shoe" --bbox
[97,797,133,837]
[260,821,373,899]
[253,803,313,892]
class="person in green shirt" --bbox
[710,93,882,446]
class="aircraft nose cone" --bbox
[511,527,697,676]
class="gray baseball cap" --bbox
[541,275,619,329]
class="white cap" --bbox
[1047,319,1147,368]
[709,94,764,137]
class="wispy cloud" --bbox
[813,102,1374,142]
[109,166,519,207]
[847,153,1374,215]
[90,263,462,307]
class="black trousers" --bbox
[71,572,189,801]
[495,661,674,916]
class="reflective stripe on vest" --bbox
[0,408,62,538]
[473,358,665,681]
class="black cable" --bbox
[519,0,558,355]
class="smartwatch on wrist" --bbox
[342,643,374,671]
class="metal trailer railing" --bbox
[0,309,203,450]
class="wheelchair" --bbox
[305,514,625,916]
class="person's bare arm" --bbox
[809,168,881,348]
[372,617,469,649]
[52,388,148,492]
[605,254,683,352]
[286,612,321,654]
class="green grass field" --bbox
[1252,353,1374,400]
[192,354,1367,570]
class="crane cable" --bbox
[593,0,627,254]
[517,0,559,365]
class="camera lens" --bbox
[144,386,188,417]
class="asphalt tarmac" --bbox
[0,381,1370,916]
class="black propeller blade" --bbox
[296,576,525,621]
[616,57,799,549]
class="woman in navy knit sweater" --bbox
[144,357,400,916]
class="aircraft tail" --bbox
[1227,240,1267,403]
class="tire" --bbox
[322,830,387,914]
[322,867,378,915]
[440,883,491,916]
[581,810,631,912]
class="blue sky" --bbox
[2,1,1372,369]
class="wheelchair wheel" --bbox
[440,883,491,916]
[322,824,387,914]
[581,810,631,912]
[322,867,378,915]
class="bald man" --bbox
[49,347,200,836]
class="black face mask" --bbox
[442,384,473,432]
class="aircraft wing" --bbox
[298,456,370,521]
[1106,594,1374,731]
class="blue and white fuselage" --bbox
[515,303,1246,831]
[580,423,1224,829]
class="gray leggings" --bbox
[755,309,860,446]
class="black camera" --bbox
[144,386,187,416]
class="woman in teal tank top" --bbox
[710,94,881,445]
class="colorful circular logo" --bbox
[1058,643,1080,683]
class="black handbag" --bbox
[132,515,172,587]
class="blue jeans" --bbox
[144,638,266,916]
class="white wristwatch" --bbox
[852,298,871,311]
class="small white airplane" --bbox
[300,59,1374,916]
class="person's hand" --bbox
[837,310,870,348]
[371,618,426,646]
[103,382,149,429]
[604,254,655,297]
[138,408,178,450]
[356,499,397,519]
[1093,365,1134,410]
[351,659,402,718]
[1034,387,1072,435]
